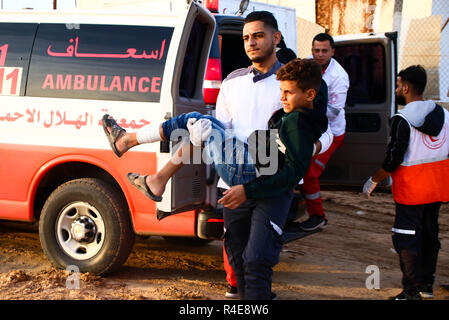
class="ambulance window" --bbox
[0,23,37,96]
[334,43,386,105]
[179,19,206,98]
[27,24,173,102]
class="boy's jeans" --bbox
[161,112,258,186]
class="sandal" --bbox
[127,173,162,202]
[102,114,126,158]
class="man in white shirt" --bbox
[299,33,349,231]
[216,11,337,299]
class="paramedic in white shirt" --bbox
[215,12,332,300]
[299,33,349,231]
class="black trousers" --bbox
[392,202,441,294]
[223,190,293,300]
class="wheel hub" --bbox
[71,216,97,243]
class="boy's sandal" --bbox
[102,114,126,158]
[127,173,162,202]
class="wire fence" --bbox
[315,0,449,107]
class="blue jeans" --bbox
[161,112,258,186]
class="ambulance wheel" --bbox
[39,178,135,275]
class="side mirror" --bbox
[237,0,249,16]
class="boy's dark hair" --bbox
[398,65,427,95]
[312,33,335,48]
[276,58,322,92]
[244,11,279,32]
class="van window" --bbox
[179,19,206,98]
[219,33,250,79]
[0,23,37,96]
[334,43,386,105]
[27,24,173,102]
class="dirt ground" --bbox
[1,191,449,300]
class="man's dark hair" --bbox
[312,33,335,48]
[398,65,427,95]
[276,58,322,92]
[244,11,279,32]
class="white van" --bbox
[0,1,220,275]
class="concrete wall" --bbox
[296,16,325,58]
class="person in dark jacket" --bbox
[363,65,449,300]
[276,35,297,64]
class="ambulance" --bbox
[0,0,398,275]
[0,0,226,275]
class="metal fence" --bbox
[315,0,449,107]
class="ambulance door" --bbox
[157,2,216,216]
[320,33,397,187]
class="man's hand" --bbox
[218,185,247,209]
[363,177,378,199]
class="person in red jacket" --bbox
[363,65,449,300]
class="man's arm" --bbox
[363,116,410,198]
[326,71,349,121]
[315,124,333,155]
[215,81,233,129]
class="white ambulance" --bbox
[0,1,222,275]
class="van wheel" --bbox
[39,178,134,275]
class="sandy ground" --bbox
[1,191,449,300]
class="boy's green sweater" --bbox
[243,110,315,199]
[243,79,328,199]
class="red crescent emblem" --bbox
[423,125,447,150]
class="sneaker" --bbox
[390,291,422,300]
[420,284,434,299]
[298,215,327,231]
[225,285,239,299]
[271,292,278,300]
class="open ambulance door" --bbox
[320,32,398,188]
[157,1,216,218]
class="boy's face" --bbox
[243,21,280,63]
[280,80,315,113]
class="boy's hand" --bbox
[218,185,247,209]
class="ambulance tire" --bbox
[39,178,135,276]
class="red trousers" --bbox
[300,134,345,218]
